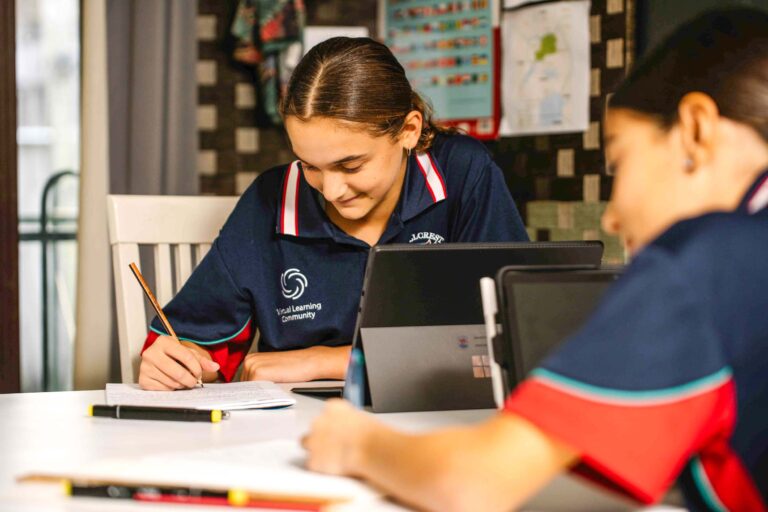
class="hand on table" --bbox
[302,399,380,476]
[139,335,220,390]
[240,345,350,382]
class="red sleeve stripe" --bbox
[693,452,767,512]
[528,367,733,406]
[279,161,301,236]
[505,377,736,504]
[414,152,447,202]
[140,320,254,383]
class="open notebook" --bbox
[106,381,296,410]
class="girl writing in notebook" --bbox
[138,37,528,390]
[303,9,768,511]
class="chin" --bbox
[334,204,371,221]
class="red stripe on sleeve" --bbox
[504,378,737,504]
[140,321,254,383]
[699,442,767,511]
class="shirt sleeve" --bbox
[141,239,255,382]
[453,157,529,242]
[504,247,736,504]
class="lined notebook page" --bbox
[106,381,296,410]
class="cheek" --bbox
[303,171,322,192]
[352,157,401,197]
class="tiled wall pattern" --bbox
[196,0,379,196]
[197,0,295,195]
[487,0,633,263]
[195,0,633,262]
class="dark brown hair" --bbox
[610,8,768,143]
[280,37,454,152]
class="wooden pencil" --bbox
[128,262,203,388]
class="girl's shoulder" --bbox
[217,163,294,236]
[427,133,498,192]
[429,132,492,162]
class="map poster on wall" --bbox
[382,0,500,139]
[499,0,591,136]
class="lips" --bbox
[335,194,362,206]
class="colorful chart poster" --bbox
[499,1,591,136]
[383,0,500,138]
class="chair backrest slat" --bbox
[154,244,173,307]
[196,243,212,266]
[107,195,238,383]
[112,243,146,383]
[174,244,193,289]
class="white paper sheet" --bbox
[106,381,296,410]
[26,440,381,506]
[500,1,591,135]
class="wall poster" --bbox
[381,0,501,139]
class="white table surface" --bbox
[0,383,682,511]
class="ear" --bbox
[399,110,423,151]
[677,92,720,172]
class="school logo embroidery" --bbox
[408,231,445,244]
[280,268,308,300]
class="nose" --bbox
[320,171,348,202]
[601,201,621,235]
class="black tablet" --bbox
[494,267,622,394]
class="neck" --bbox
[719,149,768,211]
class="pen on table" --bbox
[63,480,336,511]
[129,262,204,388]
[88,404,229,423]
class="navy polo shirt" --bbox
[506,170,768,510]
[144,134,528,381]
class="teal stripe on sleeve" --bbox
[149,317,252,346]
[691,457,729,512]
[530,366,732,405]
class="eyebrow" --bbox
[294,153,368,167]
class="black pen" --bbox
[88,404,229,423]
[64,481,333,510]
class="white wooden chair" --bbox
[107,195,239,383]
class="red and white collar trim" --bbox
[414,152,447,202]
[747,174,768,214]
[278,152,447,237]
[279,161,301,236]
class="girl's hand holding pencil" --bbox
[129,263,220,391]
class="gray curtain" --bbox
[105,0,199,380]
[107,0,198,195]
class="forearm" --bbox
[180,341,219,382]
[353,415,577,512]
[308,345,351,380]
